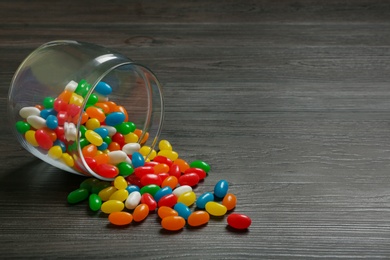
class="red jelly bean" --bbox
[112,133,125,147]
[84,157,98,172]
[144,161,159,167]
[178,173,200,187]
[140,193,157,211]
[227,213,252,230]
[184,168,207,180]
[134,166,155,179]
[140,173,162,187]
[54,98,68,112]
[96,163,119,178]
[35,129,53,150]
[126,174,142,187]
[157,172,169,182]
[57,111,68,126]
[153,155,173,167]
[67,103,81,117]
[158,194,178,208]
[168,164,181,178]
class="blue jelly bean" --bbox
[105,112,125,126]
[97,142,108,151]
[214,179,229,198]
[131,152,145,168]
[153,186,172,202]
[40,108,56,119]
[53,140,66,152]
[126,185,140,194]
[46,114,58,129]
[95,81,112,96]
[93,127,109,139]
[196,192,214,209]
[174,202,191,220]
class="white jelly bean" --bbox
[125,191,141,210]
[26,115,46,129]
[64,80,78,92]
[108,150,128,164]
[173,185,193,197]
[122,143,141,155]
[20,107,41,119]
[101,125,117,136]
[64,122,77,141]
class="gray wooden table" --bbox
[1,1,390,258]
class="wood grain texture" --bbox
[1,0,390,259]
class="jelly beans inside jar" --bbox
[8,40,164,180]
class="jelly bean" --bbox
[67,188,89,204]
[53,98,68,112]
[168,164,181,178]
[115,122,136,135]
[125,191,141,210]
[122,143,140,155]
[80,178,100,192]
[64,122,77,141]
[42,128,57,142]
[174,202,191,220]
[65,80,78,91]
[111,133,125,147]
[113,176,127,190]
[184,168,206,180]
[104,101,117,112]
[85,118,101,130]
[95,81,112,96]
[85,130,103,146]
[227,213,252,230]
[19,106,41,118]
[196,192,214,209]
[126,174,141,187]
[139,145,157,159]
[214,179,229,198]
[117,162,134,177]
[108,212,133,226]
[177,191,196,207]
[205,201,227,217]
[93,127,109,139]
[153,155,173,167]
[140,174,162,187]
[189,160,210,173]
[96,163,119,178]
[98,186,117,201]
[178,173,199,187]
[158,139,172,151]
[140,193,157,211]
[86,107,106,122]
[158,206,178,219]
[153,163,169,174]
[153,186,172,202]
[173,158,190,173]
[97,142,108,151]
[25,130,38,146]
[57,111,68,126]
[85,157,98,172]
[101,125,117,137]
[48,145,63,159]
[75,80,91,97]
[67,103,81,117]
[87,93,99,106]
[58,90,72,103]
[105,112,125,126]
[107,150,128,164]
[40,108,56,119]
[108,142,121,151]
[27,115,46,129]
[101,200,124,214]
[187,211,210,227]
[157,172,169,182]
[158,194,178,208]
[133,203,149,222]
[61,152,74,167]
[45,114,58,129]
[69,92,84,106]
[172,185,192,198]
[15,121,30,134]
[94,153,109,165]
[125,185,140,194]
[134,166,154,179]
[113,105,129,122]
[161,175,178,189]
[157,150,179,161]
[109,189,129,202]
[42,96,55,108]
[35,129,53,150]
[222,193,237,210]
[94,102,110,113]
[82,144,97,158]
[139,184,160,197]
[89,193,102,211]
[131,152,145,168]
[35,104,44,110]
[124,132,138,143]
[161,216,185,231]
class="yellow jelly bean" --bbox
[113,176,128,190]
[48,145,63,160]
[98,186,118,201]
[157,150,179,161]
[205,201,227,216]
[109,189,129,202]
[139,146,157,160]
[159,140,172,151]
[69,93,84,106]
[61,153,74,167]
[85,130,103,146]
[101,200,124,214]
[25,130,39,146]
[177,191,196,207]
[124,132,138,143]
[85,118,101,130]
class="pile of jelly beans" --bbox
[67,139,251,231]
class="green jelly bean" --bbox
[91,181,111,194]
[89,194,102,211]
[140,184,161,197]
[67,188,89,204]
[117,162,134,177]
[43,96,55,108]
[87,93,99,105]
[79,125,87,137]
[189,160,210,173]
[103,136,112,145]
[15,121,30,134]
[75,79,91,97]
[80,178,100,192]
[115,122,136,135]
[79,137,90,148]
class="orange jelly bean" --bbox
[108,142,121,151]
[133,203,149,222]
[94,153,109,165]
[58,90,72,103]
[103,101,117,112]
[161,175,178,189]
[154,163,169,174]
[187,211,210,227]
[82,144,98,158]
[94,102,110,114]
[72,111,88,125]
[86,107,106,122]
[161,216,185,231]
[158,206,178,219]
[108,211,133,226]
[222,193,237,210]
[173,158,190,173]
